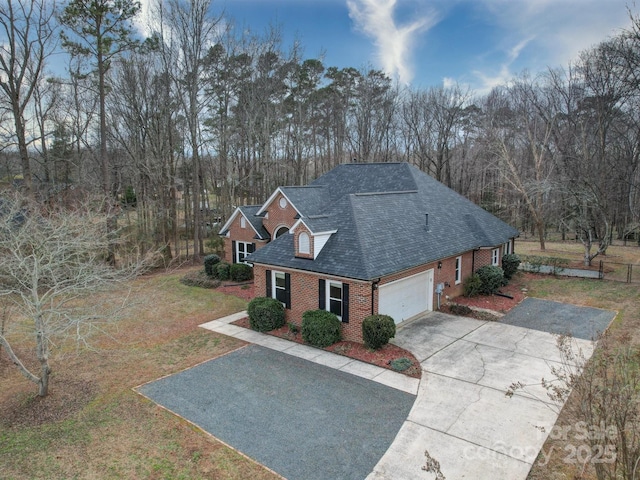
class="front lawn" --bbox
[0,267,279,480]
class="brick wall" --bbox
[262,192,298,237]
[474,246,503,271]
[252,244,510,344]
[222,214,266,263]
[292,223,314,259]
[254,264,372,343]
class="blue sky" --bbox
[211,0,632,93]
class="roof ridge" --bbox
[354,190,418,197]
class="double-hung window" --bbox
[455,256,462,285]
[274,272,287,304]
[319,279,349,322]
[266,270,290,309]
[491,248,500,266]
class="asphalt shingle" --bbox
[245,162,519,280]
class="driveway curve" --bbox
[368,311,603,480]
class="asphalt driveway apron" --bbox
[137,344,415,480]
[500,297,616,340]
[368,309,610,479]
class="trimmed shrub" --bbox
[463,273,482,297]
[476,265,505,295]
[247,297,285,332]
[501,253,521,280]
[230,263,253,282]
[389,357,412,372]
[362,314,396,350]
[203,254,221,277]
[302,310,342,348]
[214,262,230,281]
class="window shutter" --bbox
[266,270,272,297]
[248,243,256,254]
[284,273,291,309]
[342,284,350,323]
[232,240,237,264]
[318,279,326,310]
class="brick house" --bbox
[219,162,518,343]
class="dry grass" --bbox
[517,240,640,282]
[522,273,640,479]
[0,266,279,480]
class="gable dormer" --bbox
[291,217,337,260]
[256,188,300,238]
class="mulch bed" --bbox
[216,281,255,301]
[231,316,421,379]
[447,274,529,317]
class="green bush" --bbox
[230,263,253,282]
[302,310,342,348]
[476,265,505,295]
[389,357,412,372]
[463,273,482,297]
[501,253,521,280]
[247,297,285,332]
[203,254,221,277]
[214,262,230,281]
[362,314,396,350]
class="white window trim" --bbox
[236,241,253,264]
[272,271,287,305]
[326,280,343,320]
[503,241,511,255]
[240,216,246,228]
[299,232,310,254]
[491,248,500,266]
[455,256,462,285]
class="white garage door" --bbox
[378,270,434,324]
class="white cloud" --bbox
[347,0,438,84]
[468,0,630,94]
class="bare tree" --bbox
[157,0,222,261]
[0,194,142,396]
[0,0,57,197]
[484,76,556,250]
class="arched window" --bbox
[299,232,310,254]
[275,226,289,238]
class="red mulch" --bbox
[216,282,255,301]
[449,274,530,314]
[231,316,421,378]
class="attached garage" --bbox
[378,269,434,324]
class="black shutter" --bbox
[232,240,237,264]
[284,273,291,309]
[248,243,256,254]
[266,270,272,297]
[318,279,326,310]
[342,284,350,323]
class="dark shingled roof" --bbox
[219,205,270,240]
[246,163,519,280]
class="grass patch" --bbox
[0,266,277,480]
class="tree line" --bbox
[2,0,640,265]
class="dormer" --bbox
[291,217,337,260]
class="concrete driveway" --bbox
[368,312,599,479]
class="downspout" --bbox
[371,279,379,315]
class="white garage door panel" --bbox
[379,270,434,324]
